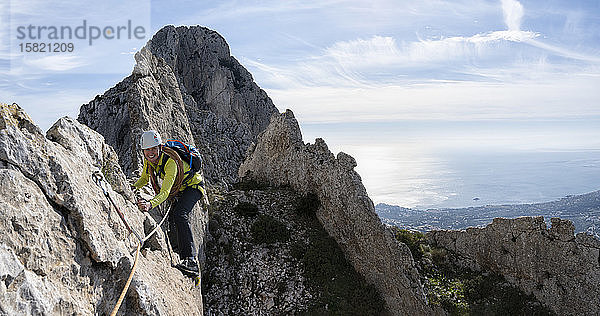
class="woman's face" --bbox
[143,146,160,164]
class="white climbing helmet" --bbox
[140,130,162,149]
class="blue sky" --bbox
[1,0,599,128]
[1,0,599,205]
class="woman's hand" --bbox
[137,198,151,212]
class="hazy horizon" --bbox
[302,118,600,209]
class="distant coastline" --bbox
[375,189,600,238]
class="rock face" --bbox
[428,216,600,316]
[78,25,278,186]
[239,110,432,315]
[0,103,202,315]
[203,189,315,314]
[203,187,387,314]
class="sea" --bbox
[301,119,600,210]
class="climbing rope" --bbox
[110,243,140,316]
[92,171,172,316]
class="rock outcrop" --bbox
[203,187,387,314]
[78,25,278,186]
[203,189,315,314]
[239,110,432,315]
[428,216,600,315]
[0,103,202,315]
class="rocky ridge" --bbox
[77,25,425,315]
[0,103,202,315]
[78,25,278,186]
[239,110,432,315]
[7,23,597,316]
[428,216,600,315]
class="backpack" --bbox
[154,140,204,187]
[164,140,203,173]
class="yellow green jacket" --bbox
[134,151,204,208]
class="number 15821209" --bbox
[19,42,74,53]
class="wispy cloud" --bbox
[246,28,541,89]
[1,0,151,130]
[182,0,346,23]
[22,55,86,72]
[497,0,600,63]
[525,39,600,64]
[402,30,538,62]
[266,73,600,123]
[241,0,600,124]
[501,0,524,31]
[0,2,8,42]
[4,0,599,130]
[120,47,139,55]
[5,0,150,75]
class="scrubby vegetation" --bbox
[232,175,269,191]
[391,227,555,316]
[205,187,386,314]
[392,227,428,261]
[233,201,259,217]
[251,214,290,244]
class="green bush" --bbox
[430,248,448,266]
[234,202,259,217]
[250,215,290,244]
[424,261,555,315]
[426,273,469,315]
[391,227,427,261]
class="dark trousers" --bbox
[169,187,202,259]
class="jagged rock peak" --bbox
[428,216,600,315]
[0,102,40,133]
[1,103,202,315]
[78,25,278,185]
[239,110,433,315]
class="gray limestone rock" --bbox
[203,189,315,314]
[78,48,194,179]
[239,110,432,315]
[0,103,202,315]
[428,216,600,315]
[47,116,134,202]
[78,25,278,186]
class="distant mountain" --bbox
[376,190,600,237]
